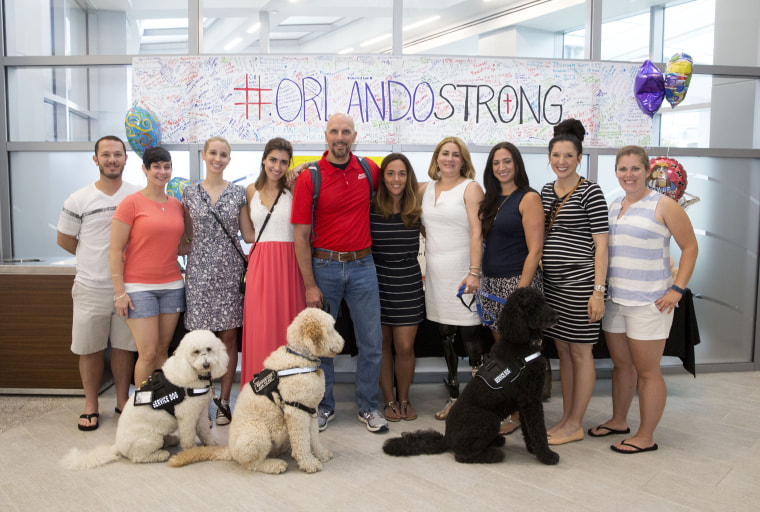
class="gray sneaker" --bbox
[358,408,389,433]
[318,406,335,432]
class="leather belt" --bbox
[312,247,371,262]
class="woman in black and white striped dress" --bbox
[370,153,424,422]
[541,119,609,445]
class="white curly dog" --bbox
[62,330,229,469]
[168,308,344,474]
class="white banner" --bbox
[133,55,651,147]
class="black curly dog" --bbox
[382,287,560,464]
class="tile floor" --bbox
[1,370,759,511]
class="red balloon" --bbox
[648,156,687,200]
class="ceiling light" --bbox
[403,15,440,31]
[224,37,243,51]
[338,47,354,54]
[247,22,260,34]
[360,33,391,47]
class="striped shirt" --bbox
[608,190,672,306]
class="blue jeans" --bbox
[313,252,382,413]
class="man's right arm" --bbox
[293,223,323,308]
[57,231,78,255]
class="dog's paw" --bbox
[251,458,288,474]
[538,450,560,465]
[297,456,323,474]
[314,449,333,462]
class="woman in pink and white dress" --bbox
[240,138,306,385]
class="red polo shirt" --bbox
[291,151,380,252]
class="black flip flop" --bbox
[77,413,99,432]
[588,425,630,437]
[610,440,658,454]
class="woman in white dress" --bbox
[420,136,485,419]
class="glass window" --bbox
[405,0,585,58]
[657,76,759,150]
[11,151,189,258]
[664,0,715,65]
[600,12,650,62]
[597,154,760,364]
[8,67,132,142]
[3,0,188,56]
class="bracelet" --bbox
[468,272,480,278]
[111,273,121,277]
[671,284,685,294]
[114,292,127,301]
[469,265,481,270]
[591,295,604,301]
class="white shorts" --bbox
[71,281,136,355]
[602,300,674,341]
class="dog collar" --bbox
[286,346,321,365]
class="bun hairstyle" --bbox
[548,118,586,155]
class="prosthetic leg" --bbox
[435,324,482,420]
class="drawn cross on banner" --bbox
[234,74,271,120]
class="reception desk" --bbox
[0,259,103,394]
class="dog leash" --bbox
[457,284,506,326]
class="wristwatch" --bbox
[593,284,606,292]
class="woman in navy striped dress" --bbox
[541,119,609,445]
[370,153,424,421]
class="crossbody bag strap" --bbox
[199,184,247,264]
[545,177,585,235]
[250,188,284,256]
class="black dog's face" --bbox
[496,288,558,345]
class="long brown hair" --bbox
[374,153,421,228]
[254,138,293,191]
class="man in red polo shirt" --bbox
[291,113,387,433]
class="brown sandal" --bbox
[399,400,417,421]
[384,401,401,422]
[435,398,456,420]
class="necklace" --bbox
[495,193,512,218]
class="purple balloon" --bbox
[634,60,665,118]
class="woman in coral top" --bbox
[110,147,189,386]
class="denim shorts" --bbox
[127,288,185,319]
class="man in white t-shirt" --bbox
[57,135,140,431]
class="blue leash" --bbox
[457,284,506,326]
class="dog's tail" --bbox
[382,429,448,457]
[167,446,231,467]
[61,445,121,470]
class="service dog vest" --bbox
[475,351,542,390]
[250,367,320,415]
[133,369,211,416]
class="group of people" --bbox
[58,113,697,454]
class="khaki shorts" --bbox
[602,300,674,341]
[71,281,136,355]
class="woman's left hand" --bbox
[655,289,682,314]
[459,273,480,294]
[587,294,605,323]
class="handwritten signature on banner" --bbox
[133,55,652,148]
